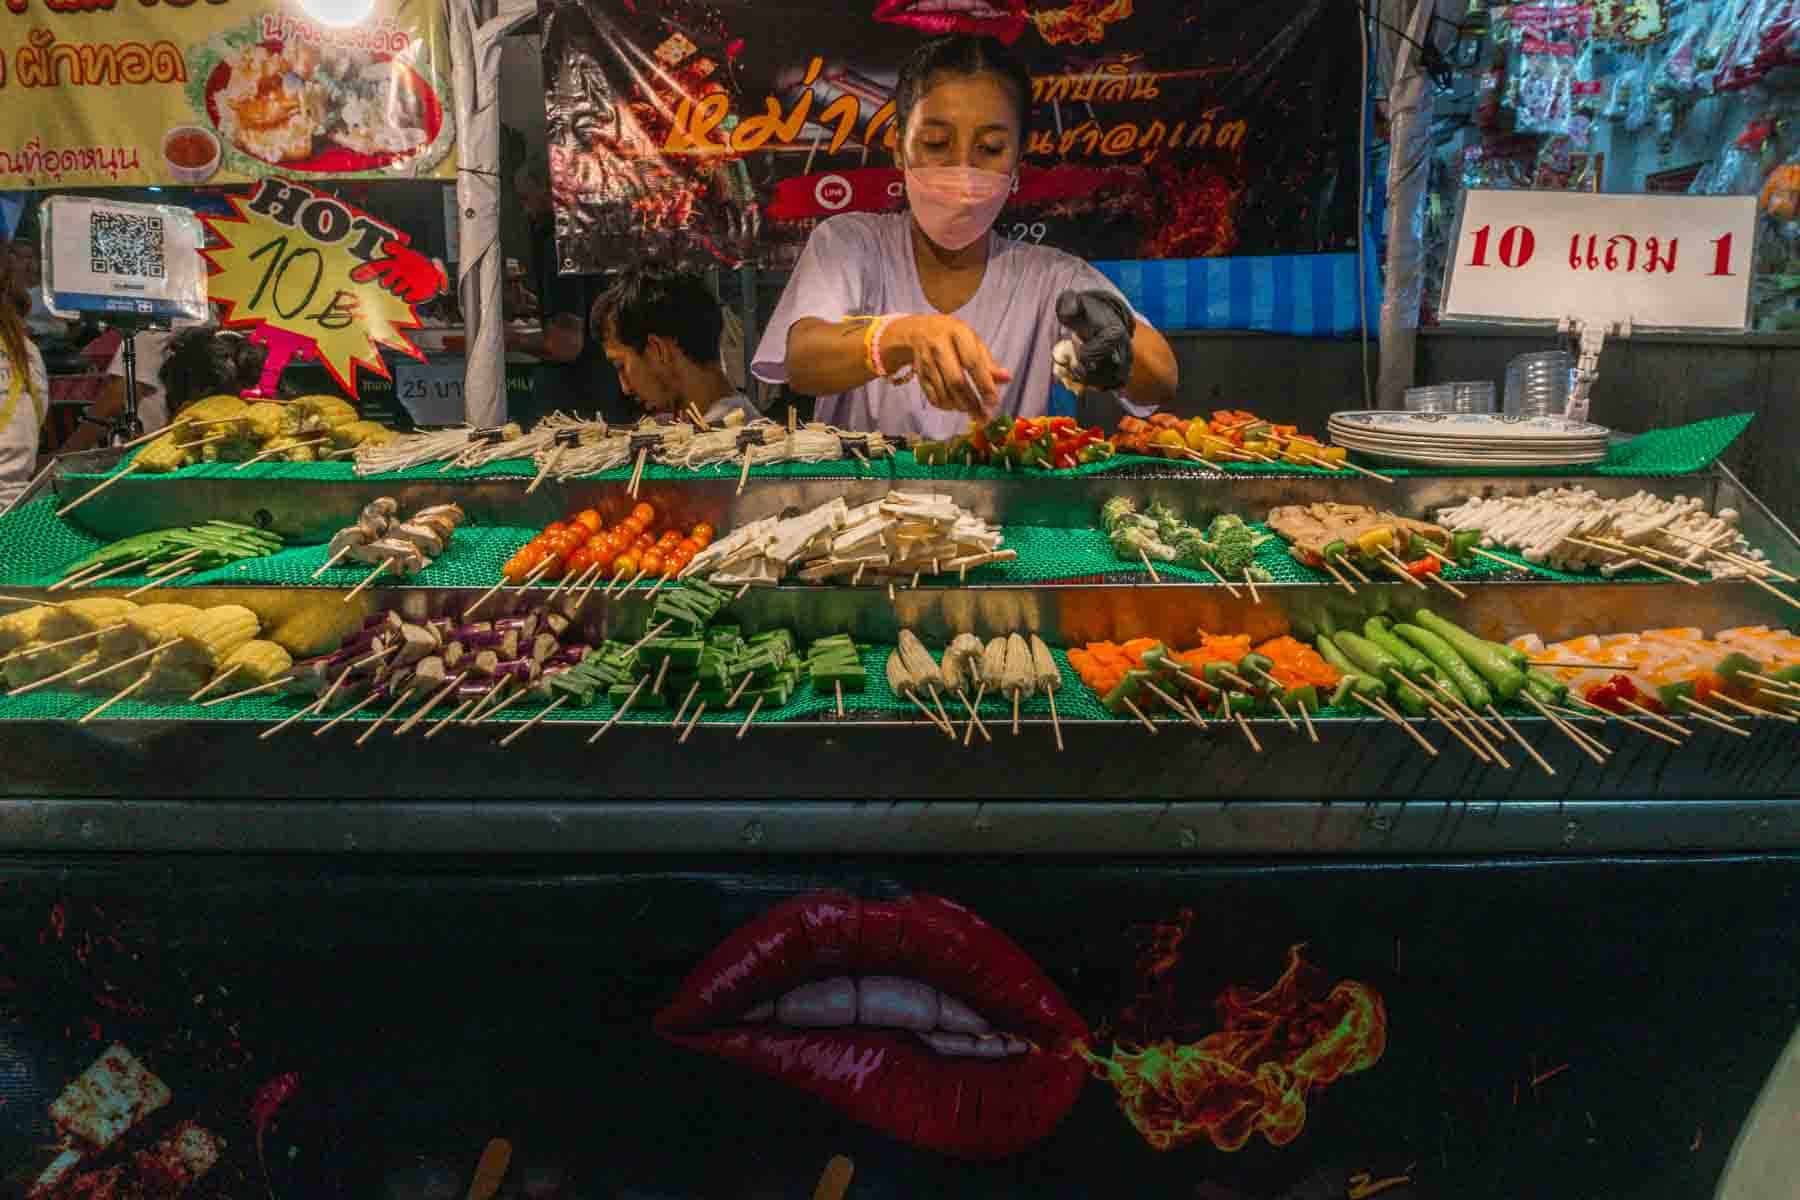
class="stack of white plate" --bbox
[1328,411,1612,467]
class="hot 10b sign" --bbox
[1441,190,1758,331]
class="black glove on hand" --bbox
[1055,289,1135,392]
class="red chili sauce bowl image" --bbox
[874,0,1030,43]
[203,40,443,174]
[655,891,1090,1160]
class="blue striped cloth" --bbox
[1093,249,1380,338]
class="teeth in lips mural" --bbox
[873,0,1031,44]
[654,891,1092,1160]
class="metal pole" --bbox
[1375,0,1446,410]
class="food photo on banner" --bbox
[536,0,1363,283]
[0,0,455,190]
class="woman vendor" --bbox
[752,35,1178,437]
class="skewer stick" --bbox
[69,558,149,589]
[1612,696,1688,737]
[903,687,953,735]
[1660,529,1797,582]
[925,683,955,732]
[394,672,468,736]
[56,459,142,518]
[1743,670,1800,693]
[646,573,673,601]
[1334,554,1373,585]
[125,569,191,598]
[1268,692,1297,731]
[1323,455,1393,483]
[1318,558,1357,594]
[81,669,153,723]
[671,680,701,730]
[475,686,528,725]
[650,654,673,698]
[260,696,324,739]
[500,696,568,747]
[1417,693,1492,763]
[736,581,754,601]
[1218,669,1256,691]
[1140,678,1204,728]
[314,689,383,736]
[1354,693,1439,756]
[462,678,511,724]
[1119,695,1158,733]
[1243,570,1260,604]
[1231,710,1262,751]
[1426,570,1467,599]
[1677,695,1752,737]
[78,638,177,685]
[511,557,554,596]
[963,682,986,745]
[589,677,649,743]
[316,662,359,714]
[5,656,100,696]
[1296,698,1318,743]
[1742,573,1800,611]
[1425,678,1505,743]
[1569,539,1702,586]
[202,675,293,707]
[1421,545,1460,569]
[619,568,648,595]
[234,436,328,470]
[725,670,756,709]
[547,563,581,603]
[527,445,565,495]
[1711,691,1797,724]
[678,701,708,743]
[1598,699,1686,746]
[343,560,392,604]
[463,576,510,619]
[623,620,673,658]
[188,663,242,702]
[1197,556,1243,598]
[148,548,207,578]
[1482,704,1554,776]
[737,453,754,497]
[957,689,993,744]
[1520,696,1611,764]
[1011,688,1022,736]
[1376,547,1428,591]
[1138,550,1160,583]
[1182,450,1228,471]
[1468,546,1521,572]
[357,686,418,744]
[0,623,124,665]
[49,562,113,592]
[735,694,765,740]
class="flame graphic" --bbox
[1143,165,1240,259]
[1032,0,1134,46]
[1082,944,1387,1153]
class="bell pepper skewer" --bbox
[1676,694,1753,737]
[1296,696,1318,743]
[1708,691,1797,724]
[81,669,153,724]
[1317,556,1357,594]
[1119,695,1158,733]
[589,677,648,743]
[313,689,382,736]
[1375,547,1428,592]
[357,686,419,745]
[1139,678,1204,729]
[500,696,568,747]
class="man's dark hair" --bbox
[591,264,722,367]
[157,328,289,413]
[894,35,1033,141]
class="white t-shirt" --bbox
[103,328,173,434]
[0,339,48,510]
[752,212,1147,438]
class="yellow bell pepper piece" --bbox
[1355,526,1395,555]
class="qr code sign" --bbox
[89,211,165,279]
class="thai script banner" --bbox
[0,0,454,190]
[539,0,1362,272]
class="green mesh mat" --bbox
[62,413,1751,487]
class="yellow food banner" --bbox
[0,0,454,190]
[203,177,446,398]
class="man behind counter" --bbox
[592,264,758,426]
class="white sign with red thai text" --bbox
[1442,190,1757,331]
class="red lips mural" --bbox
[654,891,1091,1160]
[873,0,1031,45]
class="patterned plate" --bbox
[1330,411,1611,440]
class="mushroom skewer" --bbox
[940,633,991,744]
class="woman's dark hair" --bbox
[157,328,288,414]
[591,263,723,367]
[894,35,1033,141]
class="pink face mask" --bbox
[903,166,1013,251]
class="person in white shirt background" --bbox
[593,264,760,426]
[0,245,49,510]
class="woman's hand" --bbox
[886,314,1012,418]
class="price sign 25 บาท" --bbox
[202,178,447,398]
[1441,190,1758,331]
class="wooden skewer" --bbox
[1296,698,1318,743]
[234,436,328,470]
[678,701,708,743]
[49,562,113,592]
[1659,529,1797,582]
[474,686,528,726]
[394,672,468,736]
[511,557,554,596]
[1528,659,1633,670]
[1565,537,1703,586]
[645,573,674,601]
[671,680,702,731]
[735,694,765,740]
[1140,678,1204,728]
[1758,686,1800,707]
[1354,693,1439,756]
[1710,691,1797,724]
[461,678,511,724]
[1743,671,1800,693]
[1481,704,1554,776]
[69,558,149,589]
[78,638,177,686]
[56,459,142,518]
[1318,557,1357,594]
[527,445,565,495]
[737,453,754,497]
[1677,695,1752,737]
[357,687,418,745]
[5,656,98,696]
[1601,699,1687,746]
[1742,573,1800,612]
[1421,545,1460,570]
[124,569,191,598]
[623,621,673,658]
[735,581,753,601]
[1243,570,1260,604]
[1426,570,1467,599]
[343,560,392,604]
[1468,546,1521,572]
[924,683,956,733]
[1138,549,1160,583]
[963,682,986,746]
[589,677,649,743]
[1011,688,1023,736]
[1268,691,1297,732]
[1376,547,1428,592]
[500,696,568,747]
[202,675,293,707]
[1197,555,1243,598]
[1417,693,1492,763]
[1519,693,1610,764]
[189,663,242,702]
[0,623,125,665]
[260,696,324,740]
[1612,696,1688,737]
[835,679,848,720]
[1231,710,1262,751]
[314,689,383,736]
[1334,554,1373,585]
[81,669,153,724]
[1217,669,1256,691]
[463,575,510,618]
[148,548,207,578]
[1119,695,1158,733]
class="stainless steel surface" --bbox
[1716,463,1800,578]
[3,795,1799,856]
[45,446,1727,540]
